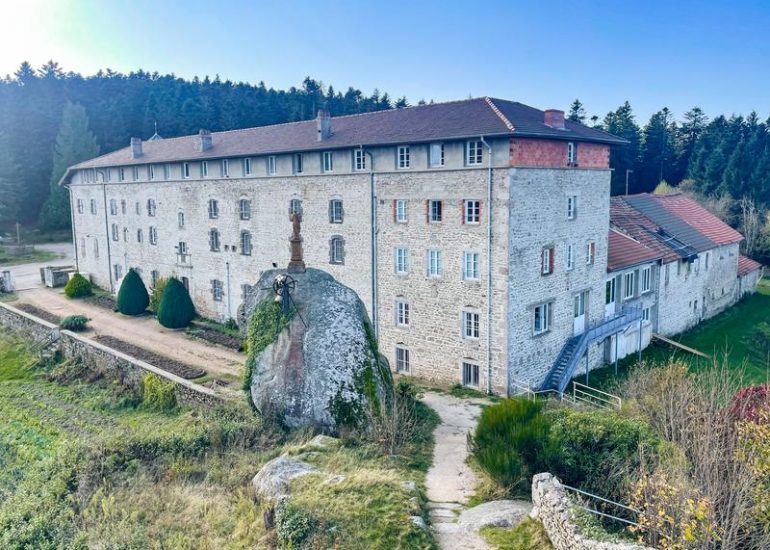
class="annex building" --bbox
[60,98,762,396]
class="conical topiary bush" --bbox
[116,268,150,315]
[157,277,196,329]
[64,272,93,298]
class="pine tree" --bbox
[603,102,641,195]
[567,99,586,123]
[672,107,707,185]
[0,132,23,226]
[38,102,100,230]
[638,108,677,192]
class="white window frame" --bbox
[330,236,344,264]
[429,142,445,167]
[397,145,410,169]
[147,198,156,217]
[132,166,139,181]
[427,249,442,278]
[464,200,481,224]
[221,159,229,177]
[642,306,651,323]
[289,199,303,217]
[293,153,303,174]
[209,228,220,252]
[462,310,480,339]
[395,346,410,373]
[533,302,552,335]
[463,251,480,281]
[566,244,574,271]
[208,199,219,219]
[567,195,577,220]
[623,271,635,300]
[244,157,252,176]
[201,160,208,178]
[395,300,410,327]
[641,266,652,293]
[109,199,117,216]
[240,230,252,256]
[428,200,442,223]
[542,247,553,275]
[329,199,343,224]
[212,279,224,302]
[462,361,480,388]
[239,199,251,221]
[567,142,577,165]
[586,241,595,265]
[395,199,407,223]
[118,168,125,182]
[77,199,84,214]
[606,277,616,305]
[267,155,276,175]
[111,223,119,241]
[322,151,333,173]
[178,211,185,229]
[467,140,483,165]
[354,148,366,171]
[163,164,171,180]
[182,162,190,179]
[149,226,158,246]
[395,247,409,274]
[148,164,155,180]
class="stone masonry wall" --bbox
[509,139,609,169]
[531,473,652,550]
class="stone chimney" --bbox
[197,129,213,152]
[130,137,143,159]
[544,109,565,129]
[316,109,332,141]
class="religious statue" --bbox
[287,212,306,273]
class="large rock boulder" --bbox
[253,456,319,502]
[241,268,390,430]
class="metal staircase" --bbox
[540,306,642,395]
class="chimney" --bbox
[544,109,565,129]
[130,137,143,159]
[316,109,332,141]
[196,129,213,152]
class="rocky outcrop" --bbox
[531,473,652,550]
[253,456,319,502]
[241,268,390,430]
[458,500,532,530]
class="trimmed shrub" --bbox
[64,272,92,298]
[142,373,177,410]
[59,315,88,332]
[116,268,150,316]
[157,277,196,329]
[149,276,168,313]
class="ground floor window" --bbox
[396,346,410,373]
[462,361,480,388]
[533,302,552,335]
[211,279,224,302]
[113,264,122,281]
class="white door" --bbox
[604,278,616,318]
[573,291,587,335]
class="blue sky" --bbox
[3,0,769,123]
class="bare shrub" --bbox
[366,379,419,456]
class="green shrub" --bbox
[116,268,149,316]
[157,277,195,329]
[142,373,177,411]
[59,315,88,332]
[148,276,168,313]
[275,500,318,548]
[64,272,92,298]
[471,398,557,494]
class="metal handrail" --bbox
[572,382,622,410]
[562,483,644,529]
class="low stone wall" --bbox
[0,301,219,407]
[531,473,652,550]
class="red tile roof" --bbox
[610,197,682,264]
[738,255,763,276]
[607,229,662,272]
[651,193,744,246]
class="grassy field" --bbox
[583,278,770,393]
[0,245,60,266]
[0,334,438,549]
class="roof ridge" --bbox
[484,97,515,131]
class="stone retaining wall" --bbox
[0,301,219,407]
[531,473,652,550]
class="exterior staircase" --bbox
[540,306,642,395]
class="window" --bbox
[93,240,99,259]
[148,165,155,180]
[163,164,171,180]
[136,228,143,243]
[624,271,635,299]
[586,241,595,265]
[330,236,345,264]
[111,223,119,241]
[533,302,552,335]
[121,200,126,214]
[567,195,577,220]
[177,241,189,263]
[123,227,128,242]
[177,211,185,229]
[429,143,444,167]
[329,199,343,223]
[240,231,252,255]
[211,279,224,302]
[244,157,252,176]
[109,199,117,216]
[462,361,480,388]
[705,252,710,270]
[149,226,157,245]
[354,148,366,171]
[208,199,219,219]
[397,145,410,169]
[542,246,554,275]
[642,307,651,323]
[114,264,122,281]
[181,276,190,290]
[322,151,333,172]
[428,200,442,223]
[574,291,586,319]
[118,168,125,182]
[77,199,84,214]
[463,310,480,339]
[151,270,159,286]
[395,247,409,274]
[427,249,442,277]
[606,278,616,305]
[147,198,156,217]
[90,199,97,214]
[79,238,86,258]
[641,266,652,293]
[567,142,577,165]
[182,162,190,179]
[209,228,220,252]
[239,199,251,221]
[132,166,139,181]
[293,153,303,174]
[395,300,410,326]
[395,346,410,373]
[566,244,574,271]
[201,160,209,178]
[267,155,276,175]
[464,200,481,224]
[289,199,303,217]
[463,251,480,281]
[135,201,141,215]
[467,140,483,165]
[395,200,407,223]
[221,159,229,177]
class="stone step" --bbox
[429,508,458,519]
[427,501,462,510]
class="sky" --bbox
[2,0,769,123]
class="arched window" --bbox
[209,228,220,252]
[240,231,252,256]
[178,211,185,229]
[329,235,345,265]
[239,199,251,220]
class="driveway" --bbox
[5,242,75,290]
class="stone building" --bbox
[60,98,760,396]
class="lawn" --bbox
[582,278,770,393]
[0,245,60,266]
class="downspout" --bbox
[102,180,114,292]
[226,261,232,320]
[64,182,79,272]
[480,136,493,395]
[364,147,379,339]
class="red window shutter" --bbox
[479,200,483,223]
[393,200,397,223]
[461,200,465,224]
[549,247,555,274]
[425,200,429,223]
